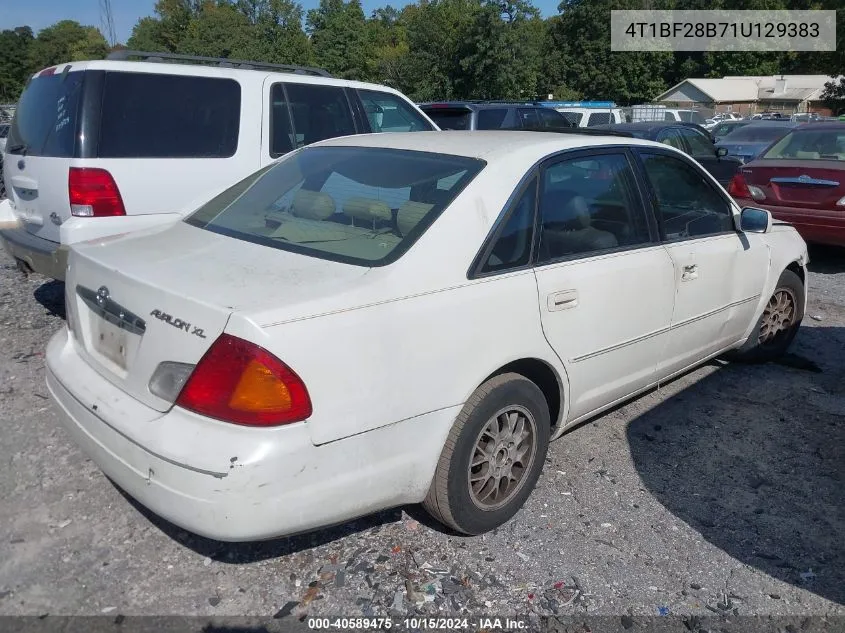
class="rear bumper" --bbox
[734,198,845,247]
[46,327,457,541]
[0,227,68,279]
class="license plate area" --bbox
[93,318,131,370]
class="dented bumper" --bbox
[46,327,456,541]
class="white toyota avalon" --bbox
[46,131,808,541]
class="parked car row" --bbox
[0,52,825,542]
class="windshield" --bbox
[186,146,485,266]
[763,128,845,161]
[420,108,472,130]
[721,125,790,143]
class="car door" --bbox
[678,126,740,186]
[634,149,769,378]
[531,149,676,420]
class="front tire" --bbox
[423,373,550,535]
[729,269,804,363]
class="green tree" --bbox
[181,2,257,58]
[29,20,109,70]
[126,17,169,52]
[399,0,480,100]
[307,0,372,79]
[366,5,409,86]
[458,0,544,100]
[243,0,313,65]
[0,26,35,101]
[542,0,672,104]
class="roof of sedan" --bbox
[312,130,659,160]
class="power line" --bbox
[99,0,117,47]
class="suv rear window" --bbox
[421,107,472,130]
[587,112,611,126]
[98,72,241,158]
[186,146,485,266]
[7,71,84,157]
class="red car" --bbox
[727,122,845,246]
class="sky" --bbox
[0,0,561,45]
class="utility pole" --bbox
[100,0,117,47]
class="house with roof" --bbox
[653,75,841,116]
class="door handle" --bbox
[682,264,699,281]
[547,290,579,311]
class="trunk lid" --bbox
[741,160,845,210]
[5,68,86,242]
[66,222,370,411]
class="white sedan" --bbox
[47,131,808,541]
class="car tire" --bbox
[423,372,550,535]
[728,269,804,363]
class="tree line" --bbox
[1,0,843,110]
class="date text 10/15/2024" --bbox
[307,617,529,630]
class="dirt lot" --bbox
[0,246,842,622]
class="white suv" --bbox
[1,51,437,280]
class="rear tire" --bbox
[423,373,550,535]
[728,269,804,363]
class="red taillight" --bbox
[727,172,751,198]
[69,168,126,217]
[175,334,312,426]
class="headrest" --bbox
[291,190,335,220]
[343,197,392,224]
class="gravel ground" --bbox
[0,245,842,622]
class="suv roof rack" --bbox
[522,127,634,138]
[107,50,333,78]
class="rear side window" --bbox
[357,89,432,132]
[7,71,84,157]
[422,108,472,130]
[476,108,508,130]
[538,109,570,129]
[559,111,583,126]
[285,83,356,148]
[98,72,240,158]
[517,108,540,128]
[587,112,611,126]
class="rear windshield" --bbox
[421,108,472,130]
[6,71,84,156]
[98,72,241,158]
[185,146,485,266]
[722,125,790,142]
[713,121,749,136]
[763,128,845,161]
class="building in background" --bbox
[653,75,841,117]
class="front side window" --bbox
[538,108,571,129]
[357,89,432,133]
[99,72,240,158]
[680,128,715,158]
[639,152,734,240]
[537,153,651,262]
[7,71,84,157]
[285,83,356,149]
[481,178,536,273]
[657,128,684,150]
[186,146,485,266]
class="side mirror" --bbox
[739,206,772,234]
[716,147,729,158]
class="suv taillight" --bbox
[727,173,751,199]
[69,167,126,217]
[175,334,312,426]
